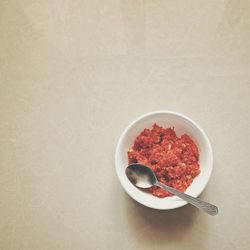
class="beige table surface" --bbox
[1,1,250,249]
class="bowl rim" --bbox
[115,110,213,210]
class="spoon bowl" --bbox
[126,164,156,188]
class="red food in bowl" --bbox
[128,124,201,198]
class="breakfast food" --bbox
[128,124,200,198]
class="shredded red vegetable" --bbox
[128,124,200,198]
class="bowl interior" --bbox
[115,111,213,210]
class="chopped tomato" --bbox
[128,124,200,198]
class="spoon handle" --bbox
[155,182,218,216]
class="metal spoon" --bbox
[125,163,218,216]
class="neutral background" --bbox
[1,0,250,249]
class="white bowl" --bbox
[115,111,213,210]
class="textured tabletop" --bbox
[0,1,250,249]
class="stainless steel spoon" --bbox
[125,163,218,216]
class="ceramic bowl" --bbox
[115,111,213,210]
